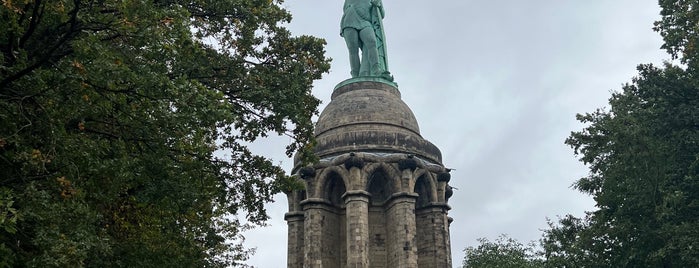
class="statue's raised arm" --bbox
[341,0,393,81]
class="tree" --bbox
[537,2,699,267]
[551,1,699,264]
[540,214,612,268]
[655,0,699,69]
[0,0,330,267]
[560,61,699,267]
[463,235,543,268]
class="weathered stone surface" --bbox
[286,81,453,268]
[311,81,442,165]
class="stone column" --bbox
[386,192,418,268]
[343,190,370,268]
[418,204,451,268]
[302,199,327,268]
[446,216,453,268]
[285,211,305,268]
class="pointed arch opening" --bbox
[366,168,396,267]
[325,172,347,207]
[320,171,346,267]
[415,174,436,267]
[414,175,432,209]
[368,170,392,206]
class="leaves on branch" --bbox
[1,0,329,266]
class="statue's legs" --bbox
[342,28,361,77]
[358,27,379,76]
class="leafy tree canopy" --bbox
[546,1,699,267]
[0,0,330,267]
[560,61,699,267]
[463,235,543,268]
[656,0,699,69]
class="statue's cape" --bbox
[371,4,389,73]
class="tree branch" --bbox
[0,0,81,90]
[19,0,45,48]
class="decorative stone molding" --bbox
[398,155,418,171]
[437,172,451,183]
[344,153,365,169]
[295,152,447,174]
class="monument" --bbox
[340,0,392,80]
[284,1,453,267]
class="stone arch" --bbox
[363,162,399,192]
[414,175,434,209]
[313,166,349,200]
[309,168,348,267]
[367,172,391,206]
[363,162,399,267]
[414,171,442,267]
[323,171,347,207]
[413,169,438,206]
[364,163,400,205]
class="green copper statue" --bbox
[341,0,393,81]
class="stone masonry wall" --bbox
[321,209,345,268]
[386,194,418,268]
[285,212,304,268]
[368,206,387,268]
[416,206,451,268]
[288,151,453,268]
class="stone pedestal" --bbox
[285,81,454,268]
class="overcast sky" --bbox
[242,1,669,267]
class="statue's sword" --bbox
[373,3,389,72]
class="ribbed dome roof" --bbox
[307,81,442,164]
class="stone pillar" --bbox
[386,192,418,268]
[446,216,453,268]
[417,204,451,268]
[343,190,370,267]
[302,199,327,268]
[285,211,305,268]
[434,205,452,268]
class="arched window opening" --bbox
[414,175,431,209]
[325,173,346,207]
[368,170,392,205]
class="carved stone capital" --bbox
[437,172,451,183]
[398,155,418,171]
[299,166,316,180]
[342,190,371,202]
[445,185,454,200]
[284,211,305,222]
[344,153,365,169]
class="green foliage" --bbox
[1,0,329,267]
[655,0,699,69]
[540,215,605,268]
[535,2,699,267]
[562,62,699,267]
[463,235,543,268]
